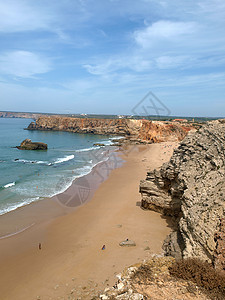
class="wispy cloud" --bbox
[0,0,224,116]
[0,51,52,78]
[0,1,53,33]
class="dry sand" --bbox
[0,142,177,300]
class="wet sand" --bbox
[0,142,177,300]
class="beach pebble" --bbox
[116,224,122,228]
[100,295,109,300]
[144,246,150,251]
[117,282,125,291]
[119,239,136,247]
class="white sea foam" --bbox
[0,197,40,216]
[75,146,100,152]
[4,182,15,188]
[1,152,113,216]
[109,136,124,140]
[99,140,113,146]
[54,154,75,164]
[14,159,47,165]
[49,157,111,198]
[14,155,76,166]
[74,139,115,152]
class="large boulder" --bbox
[17,139,48,150]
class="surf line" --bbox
[0,223,35,239]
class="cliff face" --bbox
[27,116,193,143]
[0,111,43,119]
[138,120,191,143]
[27,116,136,136]
[140,120,225,270]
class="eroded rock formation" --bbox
[140,120,225,270]
[17,139,48,150]
[138,120,191,143]
[27,116,194,143]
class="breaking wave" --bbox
[3,182,15,188]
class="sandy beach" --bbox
[0,142,177,300]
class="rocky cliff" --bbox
[140,120,225,271]
[0,111,43,119]
[27,116,193,143]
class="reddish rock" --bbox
[27,116,194,143]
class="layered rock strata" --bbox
[140,120,225,269]
[27,116,193,143]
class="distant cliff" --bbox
[27,116,194,143]
[140,120,225,271]
[0,111,44,119]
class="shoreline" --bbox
[0,143,119,217]
[0,147,123,239]
[0,142,177,300]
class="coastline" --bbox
[0,148,123,239]
[0,142,177,300]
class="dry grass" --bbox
[169,258,225,299]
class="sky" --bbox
[0,0,224,117]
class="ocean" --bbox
[0,118,118,215]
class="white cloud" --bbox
[0,0,93,36]
[134,20,196,48]
[0,1,53,33]
[155,55,193,69]
[83,54,154,76]
[0,51,51,78]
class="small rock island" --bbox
[17,139,48,150]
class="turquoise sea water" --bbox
[0,118,117,215]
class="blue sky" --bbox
[0,0,224,117]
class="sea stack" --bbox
[17,139,48,150]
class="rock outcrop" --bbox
[17,139,48,150]
[26,116,194,143]
[140,120,225,270]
